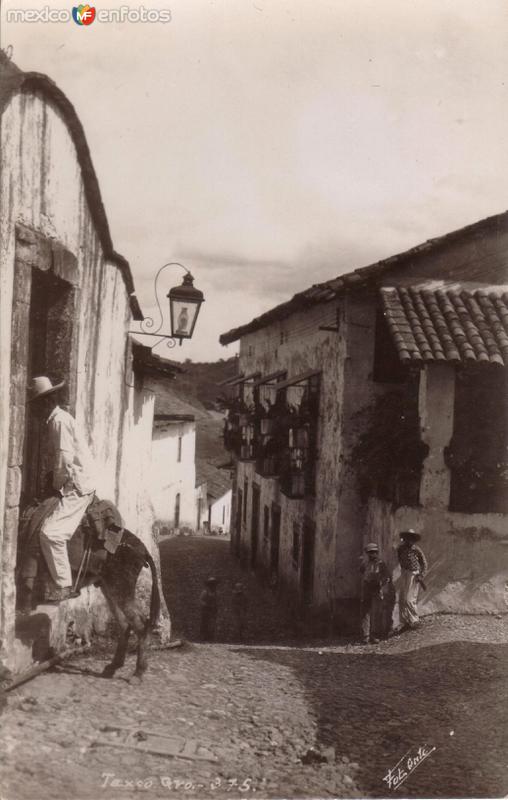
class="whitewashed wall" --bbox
[151,421,197,531]
[0,87,165,664]
[209,489,232,533]
[236,299,350,608]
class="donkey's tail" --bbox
[144,551,161,628]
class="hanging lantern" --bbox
[168,273,204,342]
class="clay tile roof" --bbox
[380,285,508,366]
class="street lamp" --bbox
[132,262,205,348]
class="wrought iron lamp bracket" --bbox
[129,262,196,350]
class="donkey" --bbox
[17,498,161,681]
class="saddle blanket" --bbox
[18,495,124,581]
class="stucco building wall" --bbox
[0,84,167,667]
[236,300,348,605]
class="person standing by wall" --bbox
[29,377,96,603]
[397,529,428,630]
[359,543,391,644]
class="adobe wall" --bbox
[0,90,166,668]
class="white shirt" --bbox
[47,406,95,496]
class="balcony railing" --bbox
[224,371,320,497]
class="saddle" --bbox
[17,495,125,598]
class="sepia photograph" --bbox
[0,1,507,798]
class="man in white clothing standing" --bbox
[29,376,95,602]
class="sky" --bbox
[1,0,508,361]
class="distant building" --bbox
[152,413,197,534]
[208,489,232,535]
[220,211,508,626]
[196,459,232,535]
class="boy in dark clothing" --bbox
[199,577,218,641]
[359,543,391,644]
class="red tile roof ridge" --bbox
[380,284,508,366]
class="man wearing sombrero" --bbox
[28,376,95,602]
[397,528,428,629]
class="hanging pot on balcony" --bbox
[240,443,254,460]
[260,417,276,435]
[285,472,305,498]
[289,426,309,448]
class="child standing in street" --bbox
[199,577,219,641]
[359,543,391,644]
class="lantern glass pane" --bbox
[170,298,198,338]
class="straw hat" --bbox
[400,528,421,541]
[28,376,65,402]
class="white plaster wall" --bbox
[0,90,164,657]
[118,379,157,538]
[151,422,197,530]
[209,489,232,533]
[236,300,348,606]
[0,93,133,505]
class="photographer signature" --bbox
[383,744,436,790]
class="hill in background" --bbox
[168,356,239,411]
[154,355,239,470]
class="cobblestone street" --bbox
[0,536,507,799]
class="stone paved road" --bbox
[0,644,361,800]
[0,535,506,800]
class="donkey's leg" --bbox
[122,600,149,680]
[134,622,149,680]
[100,581,130,678]
[106,625,132,676]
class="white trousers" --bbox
[40,491,94,587]
[398,569,420,627]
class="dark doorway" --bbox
[250,484,260,568]
[21,267,76,507]
[301,516,315,604]
[270,503,281,577]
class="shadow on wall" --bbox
[244,641,508,799]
